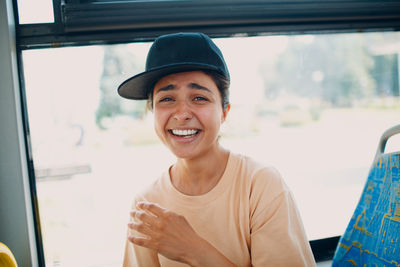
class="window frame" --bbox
[12,0,400,264]
[16,0,400,49]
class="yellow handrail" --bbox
[0,242,18,267]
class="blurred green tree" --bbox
[262,33,382,107]
[96,45,147,129]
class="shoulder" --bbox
[229,153,293,226]
[133,171,169,205]
[231,152,288,198]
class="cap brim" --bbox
[118,63,223,100]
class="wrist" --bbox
[182,237,209,267]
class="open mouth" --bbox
[169,129,200,138]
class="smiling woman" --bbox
[119,32,316,267]
[152,71,228,161]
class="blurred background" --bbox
[22,31,400,266]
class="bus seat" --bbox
[0,242,18,267]
[332,124,400,266]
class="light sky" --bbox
[18,0,54,24]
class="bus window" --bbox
[22,31,400,266]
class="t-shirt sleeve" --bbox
[122,198,161,267]
[249,167,316,267]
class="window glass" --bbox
[22,31,400,266]
[17,0,54,24]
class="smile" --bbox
[170,129,200,138]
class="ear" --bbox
[221,104,231,123]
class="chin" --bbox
[172,151,197,160]
[170,148,203,160]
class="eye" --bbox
[158,97,174,103]
[193,96,208,102]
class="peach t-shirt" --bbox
[124,152,316,267]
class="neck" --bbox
[170,146,229,196]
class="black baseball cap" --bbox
[117,32,230,100]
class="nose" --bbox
[173,101,192,121]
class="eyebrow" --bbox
[189,83,213,94]
[155,84,175,94]
[155,83,213,94]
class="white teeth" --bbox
[172,129,198,136]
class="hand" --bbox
[128,201,202,264]
[127,202,236,267]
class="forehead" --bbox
[153,71,217,92]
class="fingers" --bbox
[129,202,166,236]
[130,209,158,226]
[128,202,172,243]
[127,235,151,248]
[127,208,161,250]
[136,201,166,217]
[128,220,155,237]
[127,202,201,262]
[127,233,159,251]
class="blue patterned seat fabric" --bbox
[333,125,400,267]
